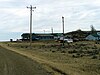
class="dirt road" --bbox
[0,46,49,75]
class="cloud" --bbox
[0,10,28,34]
[0,0,13,2]
[34,0,100,32]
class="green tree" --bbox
[90,25,96,34]
[21,33,30,39]
[21,33,36,40]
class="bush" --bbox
[68,50,77,54]
[93,50,99,54]
[52,51,56,53]
[92,55,98,59]
[25,46,28,48]
[72,54,79,58]
[72,53,83,58]
[21,46,23,48]
[61,50,66,53]
[78,50,83,54]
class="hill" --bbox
[65,29,100,40]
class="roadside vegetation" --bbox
[1,40,100,75]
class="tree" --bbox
[90,25,96,34]
[21,33,36,40]
[21,33,30,39]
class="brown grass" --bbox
[1,41,100,75]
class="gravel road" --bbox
[0,46,49,75]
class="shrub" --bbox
[72,55,75,58]
[52,51,56,53]
[76,53,80,56]
[78,50,83,54]
[25,46,28,48]
[73,50,77,53]
[68,50,77,54]
[72,54,79,58]
[94,50,99,54]
[92,55,98,59]
[8,44,9,46]
[21,46,23,48]
[61,50,66,53]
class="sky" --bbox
[0,0,100,41]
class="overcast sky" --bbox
[0,0,100,41]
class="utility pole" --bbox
[27,5,36,49]
[62,16,64,47]
[43,30,45,34]
[51,27,53,34]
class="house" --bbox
[52,33,62,40]
[21,33,54,41]
[86,32,100,41]
[35,34,54,40]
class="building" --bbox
[86,32,100,41]
[35,34,54,40]
[21,33,54,41]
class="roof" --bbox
[91,33,100,37]
[21,33,54,36]
[36,33,52,36]
[52,33,62,36]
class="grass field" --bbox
[1,41,100,75]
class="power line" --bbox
[27,5,36,49]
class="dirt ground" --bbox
[0,46,49,75]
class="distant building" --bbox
[86,32,100,41]
[52,33,63,40]
[35,34,54,40]
[21,33,54,41]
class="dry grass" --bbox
[1,41,100,75]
